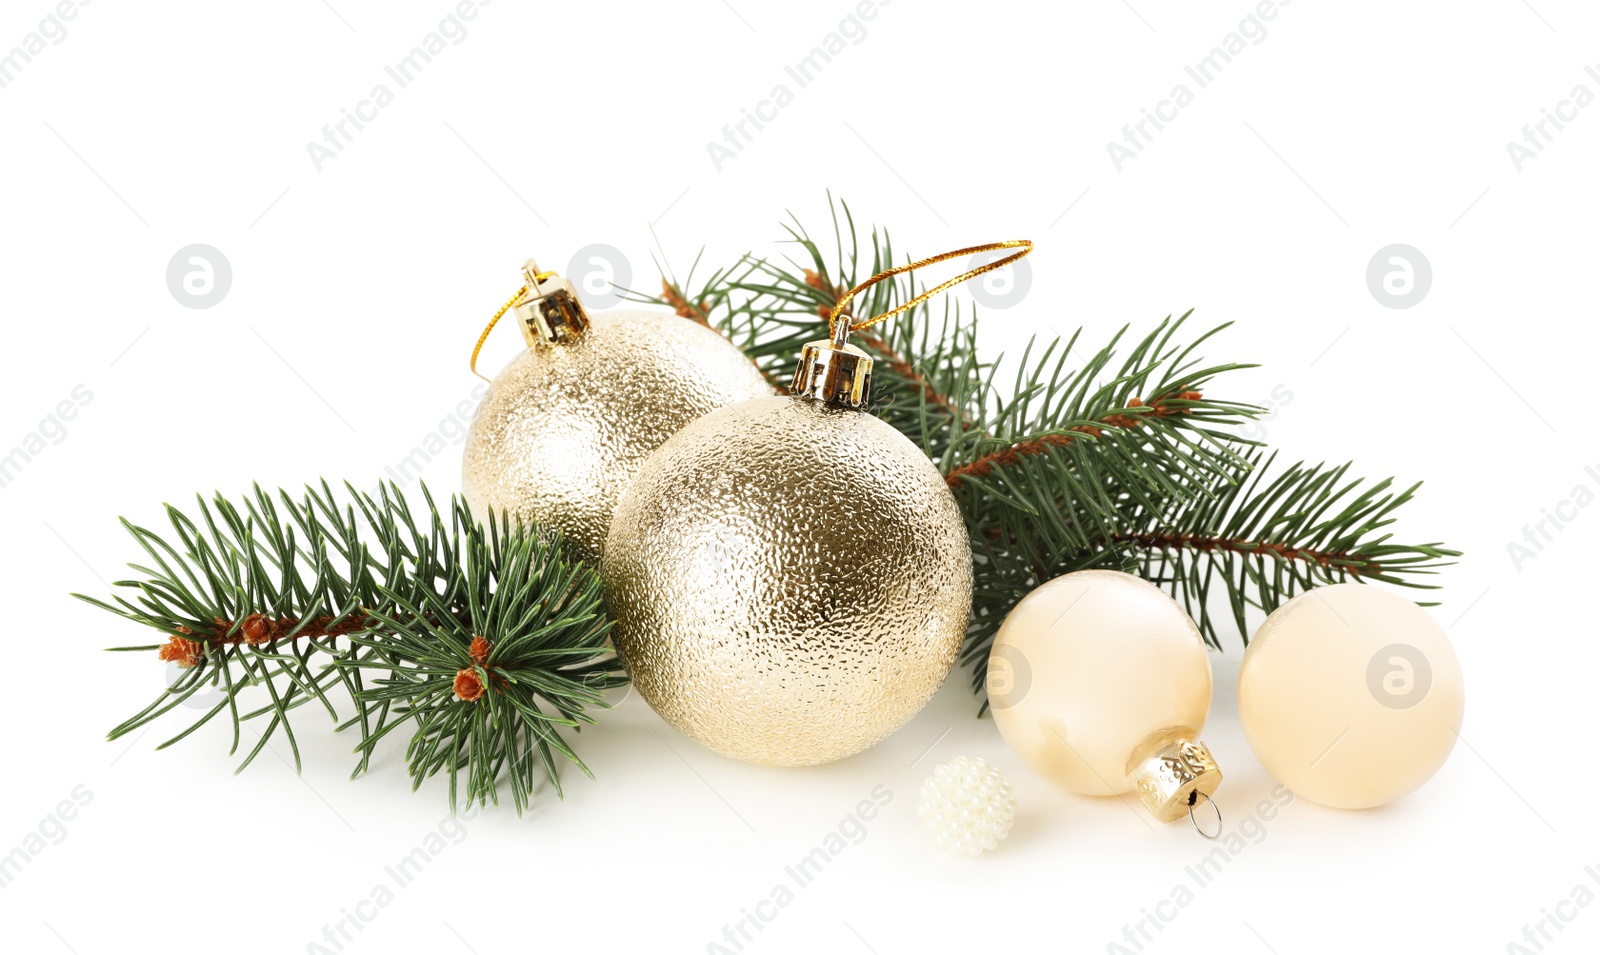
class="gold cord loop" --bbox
[828,239,1033,342]
[469,272,556,382]
[470,285,528,382]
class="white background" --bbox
[2,1,1596,952]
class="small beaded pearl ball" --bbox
[917,756,1016,856]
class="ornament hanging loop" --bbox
[827,239,1033,345]
[1188,791,1223,840]
[470,260,589,382]
[795,239,1033,411]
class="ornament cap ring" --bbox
[830,313,852,349]
[521,258,549,287]
[1188,791,1223,840]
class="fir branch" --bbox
[647,196,1458,710]
[344,512,624,813]
[1119,451,1461,643]
[78,482,623,811]
[79,481,414,773]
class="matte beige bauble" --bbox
[603,331,972,766]
[1239,583,1465,809]
[987,570,1221,825]
[461,261,771,561]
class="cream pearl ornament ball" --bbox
[461,260,772,561]
[1238,583,1465,809]
[987,570,1222,825]
[917,757,1016,856]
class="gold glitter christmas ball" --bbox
[461,265,771,561]
[602,391,973,767]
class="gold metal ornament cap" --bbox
[1133,737,1223,824]
[791,335,874,410]
[515,259,590,346]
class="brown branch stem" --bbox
[944,391,1202,489]
[663,278,788,391]
[1109,531,1380,575]
[660,279,713,327]
[856,329,977,427]
[159,612,371,668]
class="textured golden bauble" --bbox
[1239,583,1465,809]
[602,394,973,766]
[461,265,770,561]
[987,570,1221,824]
